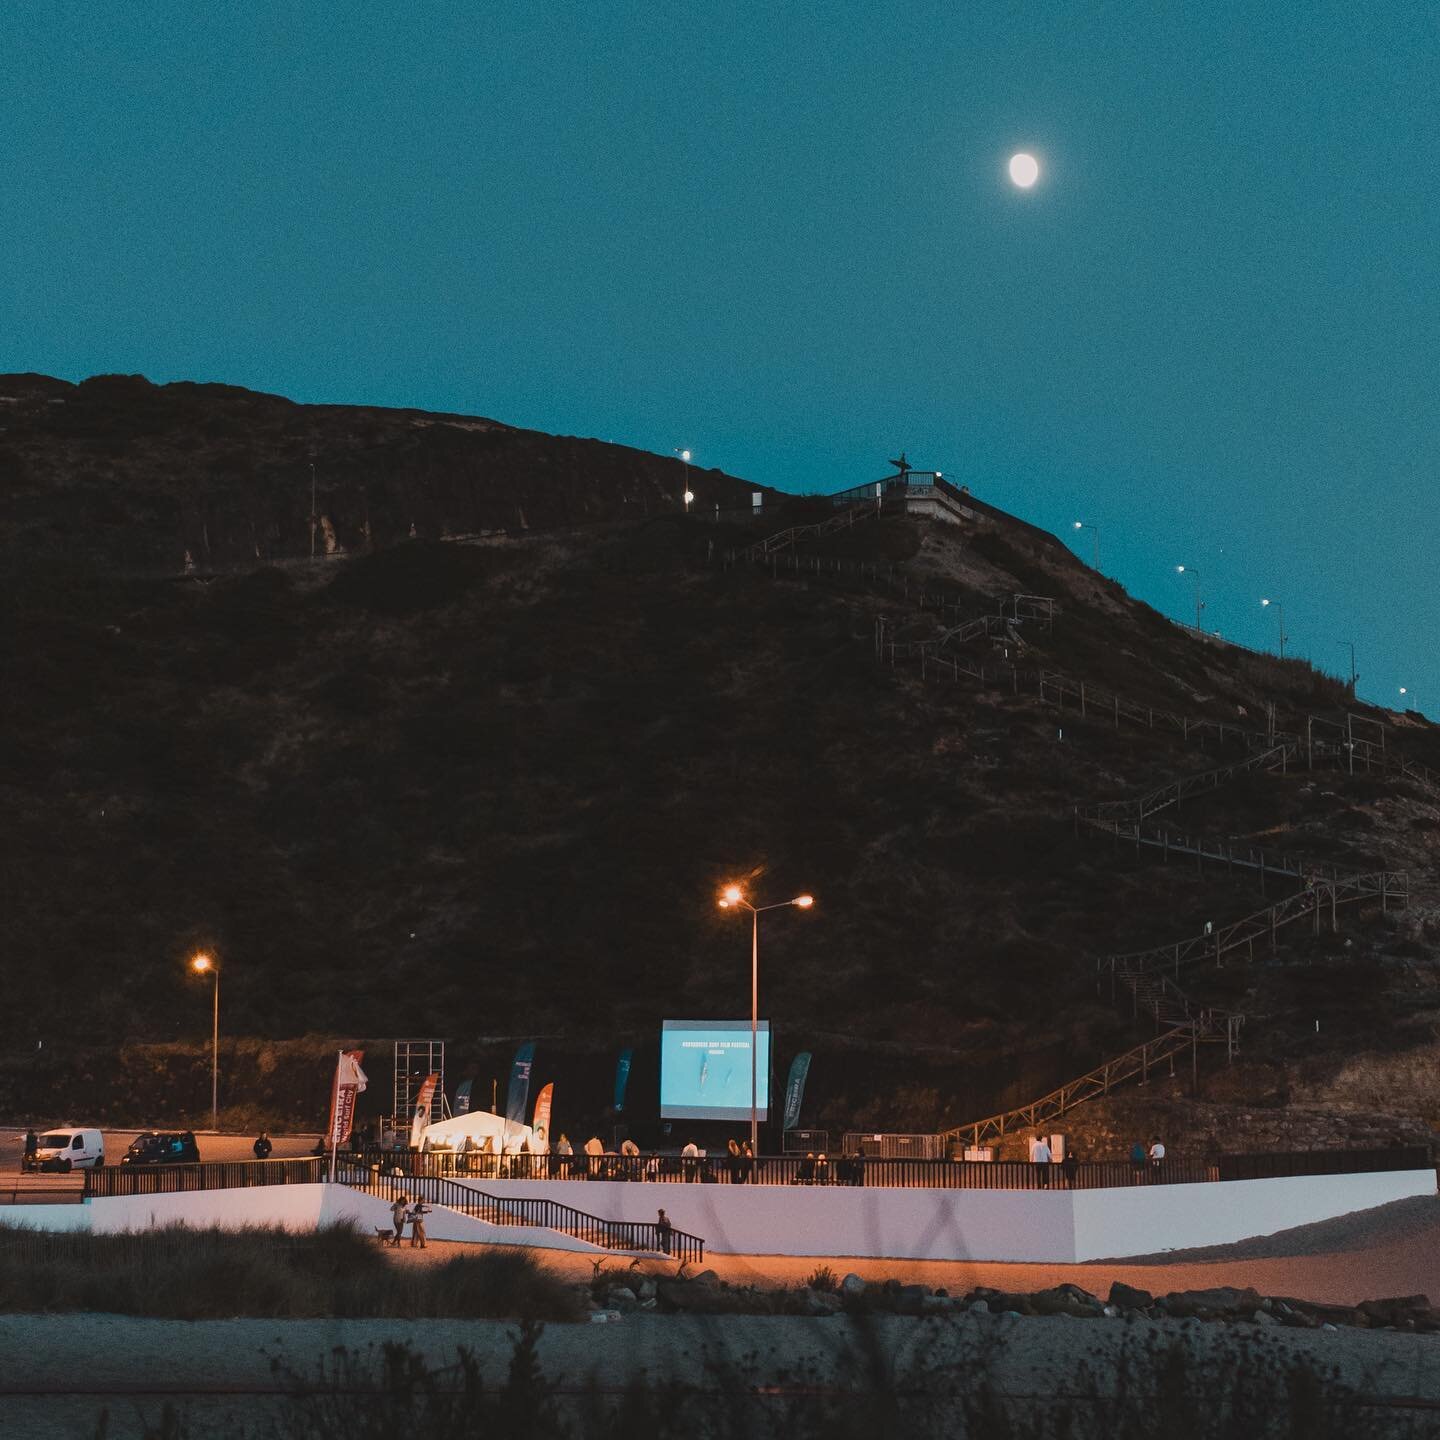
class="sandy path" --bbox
[394,1194,1440,1307]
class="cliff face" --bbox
[0,373,765,571]
[3,372,1439,1141]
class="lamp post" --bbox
[1176,565,1203,629]
[1072,521,1099,572]
[1261,598,1286,659]
[309,463,317,560]
[191,953,220,1132]
[718,885,814,1154]
[674,449,693,512]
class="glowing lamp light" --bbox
[720,884,743,908]
[1400,687,1408,697]
[1074,521,1084,531]
[793,894,814,908]
[681,450,691,462]
[191,953,213,973]
[683,490,695,505]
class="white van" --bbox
[34,1128,105,1172]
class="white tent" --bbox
[419,1111,534,1152]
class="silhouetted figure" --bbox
[252,1131,273,1160]
[655,1208,674,1255]
[22,1129,38,1173]
[1061,1148,1079,1189]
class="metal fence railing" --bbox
[84,1158,322,1198]
[77,1145,1432,1209]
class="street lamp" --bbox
[1338,642,1357,695]
[1260,598,1286,659]
[191,953,220,1133]
[717,884,814,1154]
[1176,565,1204,629]
[1073,521,1099,571]
[674,449,692,511]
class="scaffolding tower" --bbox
[393,1039,448,1131]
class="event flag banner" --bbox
[532,1082,553,1143]
[327,1049,368,1151]
[409,1072,439,1148]
[505,1042,535,1130]
[782,1051,812,1133]
[613,1048,634,1113]
[454,1077,473,1116]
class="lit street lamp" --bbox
[1072,521,1100,571]
[1260,598,1286,659]
[1176,565,1204,629]
[191,953,220,1132]
[718,884,814,1154]
[674,448,693,511]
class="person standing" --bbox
[1148,1136,1166,1181]
[1129,1139,1147,1183]
[390,1193,408,1247]
[726,1138,741,1184]
[22,1129,38,1173]
[408,1199,429,1249]
[741,1139,755,1184]
[1031,1135,1052,1188]
[681,1139,700,1182]
[655,1208,674,1256]
[1061,1145,1079,1190]
[252,1131,273,1161]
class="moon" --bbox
[1009,152,1040,189]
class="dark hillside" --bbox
[3,376,1438,1143]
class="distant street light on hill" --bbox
[1175,565,1204,629]
[717,884,814,1154]
[674,449,692,511]
[1261,598,1286,659]
[1073,521,1099,571]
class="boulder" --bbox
[840,1273,867,1301]
[691,1269,720,1287]
[1162,1287,1262,1319]
[799,1286,842,1317]
[967,1300,991,1315]
[656,1280,740,1315]
[1356,1295,1433,1328]
[606,1286,638,1311]
[637,1277,658,1301]
[921,1294,962,1316]
[1032,1284,1103,1318]
[1252,1310,1278,1327]
[1107,1282,1154,1311]
[894,1284,931,1316]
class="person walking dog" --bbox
[390,1193,409,1247]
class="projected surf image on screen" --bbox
[660,1020,771,1121]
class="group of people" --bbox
[386,1193,431,1248]
[1027,1135,1168,1187]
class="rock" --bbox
[1101,1305,1120,1318]
[1356,1295,1433,1328]
[1252,1310,1278,1326]
[637,1278,658,1301]
[640,1297,657,1311]
[588,1310,623,1324]
[840,1273,867,1300]
[656,1280,740,1315]
[894,1284,931,1316]
[1033,1285,1103,1318]
[921,1295,961,1315]
[1162,1287,1262,1319]
[1107,1282,1154,1311]
[800,1287,841,1317]
[608,1286,637,1303]
[691,1269,720,1287]
[1322,1323,1338,1331]
[968,1300,991,1315]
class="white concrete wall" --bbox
[4,1169,1432,1264]
[465,1179,1077,1263]
[468,1169,1438,1263]
[1071,1168,1438,1261]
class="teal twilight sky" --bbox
[2,3,1436,711]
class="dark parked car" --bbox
[120,1132,201,1165]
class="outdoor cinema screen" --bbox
[660,1020,771,1122]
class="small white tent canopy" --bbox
[419,1111,535,1152]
